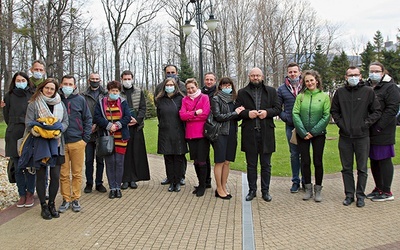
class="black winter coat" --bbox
[331,82,381,138]
[366,75,400,145]
[210,94,239,136]
[235,82,281,154]
[82,86,107,142]
[3,88,33,157]
[156,93,188,155]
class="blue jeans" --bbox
[286,125,301,184]
[14,157,36,196]
[85,141,105,186]
[104,153,125,190]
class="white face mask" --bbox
[122,80,133,89]
[347,76,359,87]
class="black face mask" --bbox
[90,81,100,88]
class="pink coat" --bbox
[179,93,210,139]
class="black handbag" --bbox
[96,103,115,157]
[7,158,16,183]
[204,112,221,142]
[96,135,114,157]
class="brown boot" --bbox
[25,192,34,207]
[16,196,26,208]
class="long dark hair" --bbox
[216,77,238,100]
[155,78,183,102]
[9,72,33,94]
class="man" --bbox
[82,73,108,193]
[154,64,187,186]
[277,63,303,193]
[236,67,281,202]
[59,75,92,213]
[201,72,218,189]
[30,60,46,88]
[120,70,150,190]
[331,66,381,208]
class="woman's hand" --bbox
[235,106,245,114]
[304,132,313,140]
[195,109,203,115]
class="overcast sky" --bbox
[308,0,399,52]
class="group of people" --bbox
[4,60,399,221]
[4,60,150,220]
[279,62,399,207]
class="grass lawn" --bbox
[143,118,400,176]
[2,119,399,176]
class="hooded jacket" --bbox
[331,81,381,138]
[60,88,92,143]
[292,89,331,138]
[366,74,400,145]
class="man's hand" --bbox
[91,124,97,133]
[249,110,258,119]
[128,116,137,126]
[257,110,267,119]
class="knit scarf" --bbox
[218,91,233,104]
[35,92,64,121]
[188,89,201,100]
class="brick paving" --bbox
[0,143,399,249]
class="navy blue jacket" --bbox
[60,89,92,143]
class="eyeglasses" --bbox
[369,71,382,74]
[347,74,360,77]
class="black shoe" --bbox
[130,181,138,189]
[196,187,206,197]
[180,178,186,186]
[262,192,272,202]
[168,183,175,192]
[48,202,60,218]
[246,191,257,201]
[109,190,116,199]
[41,204,52,220]
[84,184,93,193]
[161,178,170,185]
[356,198,365,207]
[215,190,230,200]
[343,197,354,206]
[116,189,122,198]
[192,186,198,194]
[121,182,129,190]
[96,184,107,193]
[174,183,181,192]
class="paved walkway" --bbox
[0,138,399,249]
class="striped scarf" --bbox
[103,98,128,154]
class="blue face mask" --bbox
[222,87,232,94]
[347,76,359,87]
[165,86,175,93]
[109,93,120,100]
[33,71,43,79]
[16,81,28,89]
[369,73,382,82]
[62,86,74,96]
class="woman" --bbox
[292,70,330,202]
[366,62,400,201]
[4,72,35,208]
[210,77,244,199]
[94,81,131,199]
[24,78,68,219]
[179,78,210,197]
[155,78,188,192]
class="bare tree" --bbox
[101,0,162,81]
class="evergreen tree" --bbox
[373,30,384,56]
[312,45,331,92]
[179,54,194,83]
[360,41,375,76]
[329,51,349,93]
[382,49,400,83]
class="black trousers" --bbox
[245,131,272,194]
[370,157,394,193]
[164,154,185,184]
[297,134,325,185]
[339,136,369,198]
[36,165,61,204]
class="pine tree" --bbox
[179,54,194,83]
[312,45,331,91]
[329,51,350,92]
[360,41,375,76]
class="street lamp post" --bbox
[182,0,219,87]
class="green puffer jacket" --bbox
[292,89,331,138]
